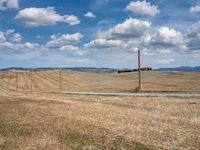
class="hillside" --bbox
[0,71,200,93]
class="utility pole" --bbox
[138,49,141,91]
[59,69,62,94]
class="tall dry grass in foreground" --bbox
[0,93,199,149]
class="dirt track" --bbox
[62,91,200,97]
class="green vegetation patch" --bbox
[59,131,105,150]
[0,122,32,136]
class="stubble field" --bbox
[0,70,200,93]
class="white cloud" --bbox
[84,20,200,56]
[5,29,15,36]
[84,12,96,18]
[190,5,200,13]
[84,39,124,49]
[59,45,79,51]
[1,29,22,43]
[151,27,186,48]
[0,30,46,52]
[64,15,80,25]
[142,33,152,45]
[84,38,142,53]
[15,7,80,27]
[186,21,200,51]
[84,18,150,52]
[0,41,43,51]
[0,42,15,49]
[0,0,18,10]
[22,42,41,50]
[10,33,22,42]
[0,31,6,43]
[187,21,200,36]
[158,58,174,65]
[46,33,83,48]
[0,29,84,56]
[125,1,160,16]
[98,18,151,39]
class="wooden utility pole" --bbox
[59,69,62,94]
[138,49,141,91]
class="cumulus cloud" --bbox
[59,45,79,51]
[10,33,22,42]
[190,5,200,13]
[0,0,18,10]
[5,29,15,36]
[15,7,80,27]
[64,15,80,25]
[84,39,124,49]
[1,19,200,60]
[84,18,150,51]
[46,33,83,48]
[0,29,84,56]
[186,21,200,51]
[0,29,45,51]
[84,39,141,52]
[150,27,186,49]
[0,41,43,51]
[187,21,200,37]
[98,18,151,39]
[59,45,86,56]
[0,31,6,43]
[147,22,200,53]
[84,12,96,18]
[125,1,159,16]
[84,18,200,56]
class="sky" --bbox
[0,0,200,69]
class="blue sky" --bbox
[0,0,200,69]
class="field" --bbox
[0,93,200,150]
[0,71,200,93]
[0,71,200,149]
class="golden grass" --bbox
[0,93,199,149]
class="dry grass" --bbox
[0,70,200,93]
[0,92,200,149]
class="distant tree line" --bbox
[117,67,152,73]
